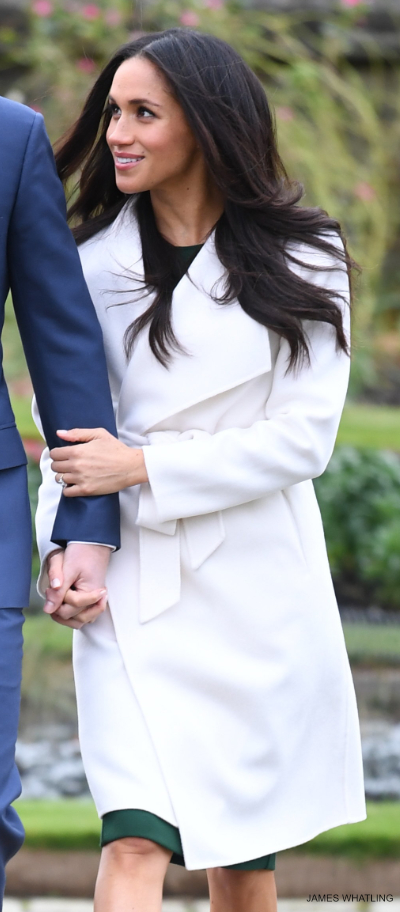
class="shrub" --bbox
[315,446,400,609]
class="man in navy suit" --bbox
[0,96,120,901]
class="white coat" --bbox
[35,202,366,870]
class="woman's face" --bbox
[106,56,202,194]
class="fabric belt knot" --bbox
[135,429,225,623]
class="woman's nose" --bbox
[108,117,135,145]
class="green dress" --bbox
[101,240,276,873]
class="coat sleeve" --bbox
[32,400,63,596]
[7,112,120,550]
[139,242,351,525]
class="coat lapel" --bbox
[115,214,272,436]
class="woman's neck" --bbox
[149,168,224,246]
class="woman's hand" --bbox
[49,428,148,496]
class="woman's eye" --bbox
[106,103,120,117]
[137,106,154,119]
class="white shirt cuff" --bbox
[67,541,116,551]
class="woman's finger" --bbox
[54,472,76,486]
[51,613,84,630]
[68,601,107,626]
[50,596,107,628]
[62,587,107,611]
[62,485,89,498]
[56,428,108,443]
[51,595,105,621]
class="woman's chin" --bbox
[115,172,149,195]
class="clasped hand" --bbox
[45,428,148,629]
[50,427,148,496]
[44,542,111,630]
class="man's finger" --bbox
[43,584,69,614]
[47,549,64,591]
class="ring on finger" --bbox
[56,473,68,488]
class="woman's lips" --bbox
[114,155,144,171]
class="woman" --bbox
[35,28,366,912]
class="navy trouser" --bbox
[0,608,25,905]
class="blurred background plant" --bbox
[2,0,400,394]
[315,447,400,609]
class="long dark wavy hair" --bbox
[56,28,354,368]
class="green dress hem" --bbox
[101,809,276,870]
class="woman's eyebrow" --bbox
[108,94,161,107]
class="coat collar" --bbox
[109,204,272,435]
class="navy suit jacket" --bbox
[0,97,120,607]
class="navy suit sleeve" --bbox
[8,113,120,550]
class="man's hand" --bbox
[44,543,111,629]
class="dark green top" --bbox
[167,241,203,287]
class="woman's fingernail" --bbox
[51,578,61,589]
[99,589,107,595]
[43,602,54,613]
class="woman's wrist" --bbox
[126,447,149,487]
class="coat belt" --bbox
[134,430,225,623]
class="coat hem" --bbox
[180,811,367,871]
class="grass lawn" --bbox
[292,802,400,861]
[336,403,400,450]
[11,395,40,440]
[11,396,400,451]
[13,799,400,860]
[342,623,400,666]
[21,616,400,667]
[15,800,100,851]
[23,614,72,659]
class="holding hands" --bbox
[45,543,111,630]
[46,427,148,628]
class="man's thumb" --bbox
[47,549,64,590]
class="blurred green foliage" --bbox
[314,446,400,609]
[3,0,399,379]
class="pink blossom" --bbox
[179,10,200,26]
[32,0,53,16]
[82,3,100,20]
[77,56,96,73]
[204,0,224,8]
[354,181,376,201]
[29,103,43,113]
[105,8,122,26]
[341,0,362,7]
[276,106,294,122]
[23,439,45,463]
